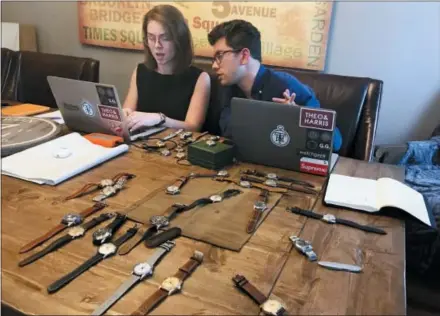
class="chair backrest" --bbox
[194,59,383,161]
[1,48,20,101]
[9,51,100,108]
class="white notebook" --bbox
[324,174,434,227]
[1,132,129,185]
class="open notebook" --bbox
[1,132,129,185]
[324,174,436,228]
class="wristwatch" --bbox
[240,175,317,195]
[19,202,107,254]
[189,169,229,179]
[286,207,387,235]
[213,178,288,194]
[241,169,315,189]
[92,241,176,316]
[131,250,204,315]
[92,213,127,245]
[64,173,135,200]
[289,236,317,261]
[166,176,189,195]
[152,112,166,127]
[208,188,241,203]
[232,274,286,316]
[19,213,114,267]
[161,129,183,141]
[92,174,135,202]
[47,225,138,294]
[246,189,269,233]
[118,204,185,255]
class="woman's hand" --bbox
[126,112,162,131]
[122,108,134,118]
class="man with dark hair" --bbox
[208,19,342,152]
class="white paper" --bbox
[1,132,129,185]
[35,110,65,125]
[1,22,20,51]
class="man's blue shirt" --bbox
[218,65,342,152]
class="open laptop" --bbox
[230,97,338,176]
[47,76,166,142]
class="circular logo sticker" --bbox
[82,101,94,117]
[270,125,290,147]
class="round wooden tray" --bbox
[1,116,62,157]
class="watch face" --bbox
[61,213,82,226]
[261,299,285,316]
[176,153,186,159]
[68,226,86,237]
[265,179,277,187]
[206,140,216,147]
[150,215,169,228]
[156,141,165,148]
[254,201,267,211]
[93,228,111,241]
[240,180,251,188]
[217,170,228,177]
[98,243,117,256]
[210,195,222,202]
[133,262,153,276]
[166,185,180,194]
[161,276,182,294]
[266,173,278,180]
[161,149,171,156]
[100,179,114,187]
[322,214,336,223]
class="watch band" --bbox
[242,169,315,189]
[64,173,135,200]
[232,274,267,305]
[132,250,204,315]
[19,202,107,254]
[246,189,269,234]
[118,224,156,256]
[92,241,175,316]
[145,227,182,248]
[189,170,229,179]
[213,178,288,194]
[240,175,317,195]
[18,213,113,267]
[286,207,387,235]
[47,225,138,294]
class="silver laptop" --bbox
[230,97,337,176]
[47,76,166,142]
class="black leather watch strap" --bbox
[47,253,103,294]
[145,227,182,248]
[221,189,242,199]
[286,207,387,235]
[19,235,72,267]
[113,226,139,248]
[82,213,114,231]
[107,213,127,234]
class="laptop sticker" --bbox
[107,120,124,136]
[300,157,329,176]
[270,125,290,147]
[81,101,95,117]
[299,108,335,131]
[98,105,122,122]
[298,149,330,161]
[96,85,118,107]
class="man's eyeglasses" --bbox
[213,49,241,65]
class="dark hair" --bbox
[208,19,262,62]
[142,5,193,73]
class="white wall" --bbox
[2,1,439,145]
[326,1,440,144]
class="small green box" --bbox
[187,140,235,170]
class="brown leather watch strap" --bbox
[112,172,135,182]
[232,274,267,305]
[118,224,155,255]
[64,183,100,201]
[259,189,269,204]
[131,289,168,315]
[247,210,263,234]
[174,251,204,281]
[19,202,106,254]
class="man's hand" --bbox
[126,112,162,132]
[122,108,134,118]
[272,89,297,105]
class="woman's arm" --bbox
[122,68,138,117]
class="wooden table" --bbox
[1,134,406,315]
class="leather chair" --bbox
[194,59,383,162]
[2,50,100,108]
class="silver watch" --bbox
[289,236,317,261]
